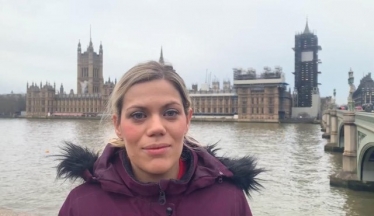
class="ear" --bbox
[186,108,193,131]
[112,114,122,138]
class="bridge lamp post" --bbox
[333,88,336,109]
[348,69,355,112]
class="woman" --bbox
[56,61,264,216]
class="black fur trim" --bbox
[205,144,264,196]
[54,141,99,181]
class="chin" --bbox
[146,160,174,175]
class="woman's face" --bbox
[113,79,192,182]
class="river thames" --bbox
[0,118,373,216]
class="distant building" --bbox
[292,21,322,107]
[320,96,333,111]
[353,72,374,106]
[189,66,292,122]
[26,36,115,117]
[189,80,238,117]
[0,92,26,116]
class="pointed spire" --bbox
[99,41,103,54]
[88,25,93,50]
[304,18,311,34]
[60,83,64,94]
[27,82,29,89]
[159,47,164,64]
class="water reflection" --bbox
[0,119,373,215]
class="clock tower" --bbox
[292,21,322,107]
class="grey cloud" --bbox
[1,0,374,105]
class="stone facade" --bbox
[26,40,291,121]
[189,82,237,115]
[353,72,374,106]
[26,39,115,117]
[189,67,292,122]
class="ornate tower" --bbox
[292,20,322,107]
[77,31,104,94]
[159,47,165,65]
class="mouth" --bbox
[142,144,171,155]
[142,144,171,150]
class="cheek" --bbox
[171,119,188,137]
[121,122,142,144]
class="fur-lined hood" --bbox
[55,141,264,197]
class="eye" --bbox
[164,109,179,118]
[131,112,146,120]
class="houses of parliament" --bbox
[26,36,293,122]
[26,38,115,117]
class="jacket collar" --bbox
[94,144,222,197]
[55,141,264,197]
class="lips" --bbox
[142,144,171,156]
[143,144,171,150]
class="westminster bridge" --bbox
[322,109,374,191]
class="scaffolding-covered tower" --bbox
[292,21,322,107]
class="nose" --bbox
[146,115,166,137]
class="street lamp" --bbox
[348,68,356,112]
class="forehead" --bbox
[123,79,183,107]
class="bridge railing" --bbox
[337,110,345,119]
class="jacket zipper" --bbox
[158,183,166,205]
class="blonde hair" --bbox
[102,61,199,148]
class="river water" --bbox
[0,118,373,216]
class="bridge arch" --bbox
[359,142,374,181]
[322,113,328,128]
[337,123,345,148]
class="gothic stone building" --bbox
[353,71,374,106]
[26,39,115,117]
[189,67,292,122]
[26,39,291,122]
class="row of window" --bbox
[80,68,100,78]
[240,88,275,93]
[241,116,275,120]
[242,97,274,104]
[93,68,100,78]
[28,101,101,107]
[242,107,274,114]
[81,68,89,77]
[28,107,99,113]
[192,107,236,113]
[93,86,100,93]
[191,100,236,106]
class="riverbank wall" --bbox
[3,115,321,124]
[330,173,374,192]
[0,208,36,216]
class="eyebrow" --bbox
[125,101,182,111]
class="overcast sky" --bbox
[1,0,374,104]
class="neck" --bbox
[132,162,180,183]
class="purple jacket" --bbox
[56,142,263,216]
